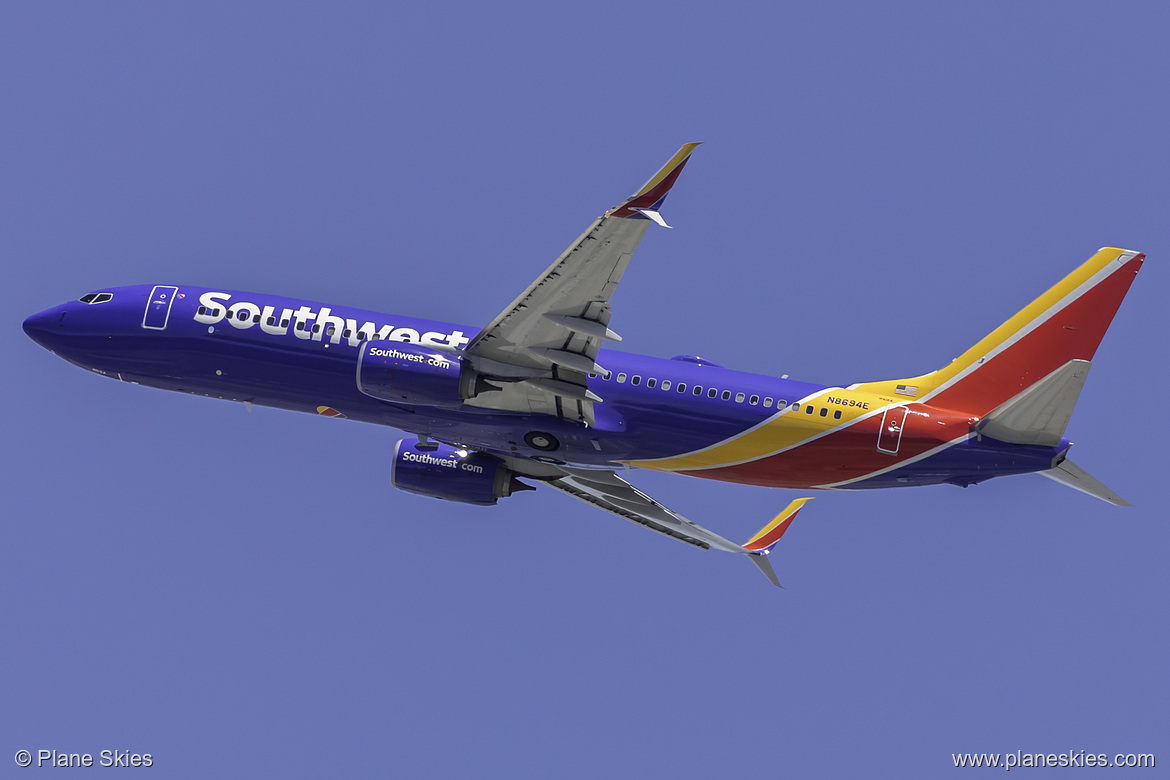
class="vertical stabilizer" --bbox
[852,248,1144,417]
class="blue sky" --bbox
[3,2,1166,776]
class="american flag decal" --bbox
[895,384,918,397]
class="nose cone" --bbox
[23,306,66,351]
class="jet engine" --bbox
[358,341,485,407]
[391,437,532,505]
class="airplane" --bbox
[23,144,1146,587]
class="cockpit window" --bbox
[78,292,113,304]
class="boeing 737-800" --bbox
[23,145,1145,586]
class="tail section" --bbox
[853,247,1145,417]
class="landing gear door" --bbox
[877,405,908,455]
[142,286,179,330]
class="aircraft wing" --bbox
[547,467,746,553]
[533,465,811,588]
[462,144,701,426]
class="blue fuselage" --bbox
[23,284,1065,490]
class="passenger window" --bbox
[198,306,206,315]
[312,324,321,333]
[647,378,656,388]
[708,388,717,398]
[834,410,842,420]
[777,400,787,410]
[237,310,248,321]
[253,315,261,324]
[721,390,731,401]
[750,395,759,405]
[735,392,745,403]
[677,383,686,393]
[632,375,641,386]
[805,406,814,414]
[763,397,773,408]
[343,329,351,338]
[617,373,627,383]
[792,404,800,412]
[296,322,305,331]
[281,319,290,328]
[603,371,612,380]
[661,380,671,391]
[820,407,828,417]
[267,316,276,326]
[693,386,702,396]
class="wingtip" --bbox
[743,497,813,552]
[611,144,703,219]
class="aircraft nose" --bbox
[23,306,67,350]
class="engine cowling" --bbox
[358,341,473,407]
[391,437,529,505]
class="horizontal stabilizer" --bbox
[1040,458,1131,507]
[976,359,1091,446]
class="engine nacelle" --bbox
[391,437,528,505]
[357,341,473,407]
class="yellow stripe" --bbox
[851,247,1129,399]
[630,387,889,472]
[633,142,703,197]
